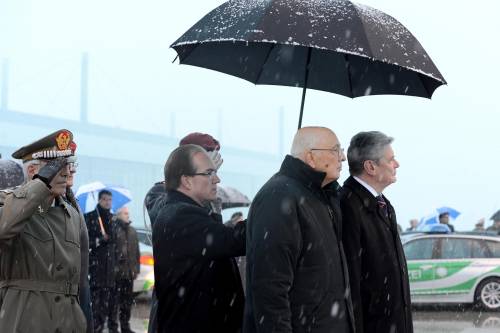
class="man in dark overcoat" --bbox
[153,144,245,333]
[85,189,117,332]
[244,127,354,333]
[340,131,413,333]
[144,132,223,333]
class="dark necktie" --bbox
[377,195,388,218]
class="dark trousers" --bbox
[109,278,135,332]
[90,286,113,333]
[147,288,158,333]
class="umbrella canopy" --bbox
[75,181,132,213]
[217,184,251,209]
[171,0,446,128]
[0,160,24,190]
[418,206,460,230]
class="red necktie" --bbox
[377,195,388,218]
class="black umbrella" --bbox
[171,0,446,128]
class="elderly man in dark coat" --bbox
[340,131,413,333]
[244,127,354,333]
[153,144,245,333]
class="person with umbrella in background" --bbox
[85,189,118,333]
[109,206,140,333]
[144,132,225,333]
[340,131,412,333]
[438,211,455,232]
[0,129,87,332]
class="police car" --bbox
[133,228,155,296]
[401,231,500,310]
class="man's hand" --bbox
[207,150,223,170]
[33,157,67,188]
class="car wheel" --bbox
[474,277,500,311]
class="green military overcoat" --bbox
[0,179,86,333]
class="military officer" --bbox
[0,129,87,333]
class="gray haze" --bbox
[0,0,499,230]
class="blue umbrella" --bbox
[418,206,460,230]
[75,181,132,213]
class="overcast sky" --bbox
[0,0,499,230]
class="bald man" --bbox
[244,127,355,333]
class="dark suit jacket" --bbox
[340,176,413,333]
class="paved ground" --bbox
[103,300,500,333]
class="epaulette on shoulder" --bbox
[0,186,21,205]
[0,185,20,195]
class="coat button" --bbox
[71,298,75,304]
[55,296,61,302]
[55,329,61,333]
[56,263,63,271]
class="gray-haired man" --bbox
[340,131,413,333]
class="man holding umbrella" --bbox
[144,132,225,333]
[153,144,245,333]
[85,189,118,332]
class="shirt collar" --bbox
[353,176,380,198]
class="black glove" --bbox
[33,157,67,187]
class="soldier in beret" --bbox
[0,129,87,332]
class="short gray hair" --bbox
[347,131,394,176]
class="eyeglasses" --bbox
[188,169,218,179]
[310,147,344,158]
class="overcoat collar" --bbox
[166,189,205,208]
[279,155,327,193]
[344,176,395,225]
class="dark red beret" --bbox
[179,132,220,152]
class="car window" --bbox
[404,238,436,260]
[470,239,489,258]
[137,231,152,247]
[440,238,472,259]
[486,240,500,258]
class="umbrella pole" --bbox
[298,48,312,129]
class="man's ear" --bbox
[27,163,39,179]
[363,160,377,176]
[180,175,192,190]
[304,151,316,169]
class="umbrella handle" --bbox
[298,47,312,129]
[98,216,107,237]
